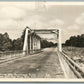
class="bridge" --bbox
[0,27,84,78]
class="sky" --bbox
[0,2,84,43]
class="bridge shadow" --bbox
[29,49,43,55]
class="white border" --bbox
[0,1,84,82]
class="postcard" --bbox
[0,1,84,82]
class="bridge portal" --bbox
[23,27,62,55]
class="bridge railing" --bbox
[0,49,42,63]
[0,50,26,63]
[59,50,84,78]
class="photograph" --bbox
[0,1,84,82]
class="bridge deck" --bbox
[0,47,64,78]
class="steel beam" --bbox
[58,29,62,52]
[32,29,58,34]
[23,28,29,55]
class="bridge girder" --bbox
[32,29,58,34]
[23,27,62,55]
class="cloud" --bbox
[67,24,79,30]
[75,12,84,25]
[18,14,47,29]
[0,6,26,19]
[0,3,35,36]
[0,2,35,10]
[0,2,84,43]
[0,5,27,32]
[0,2,36,29]
[49,19,64,28]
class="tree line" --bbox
[0,29,55,51]
[65,34,84,47]
[0,32,23,51]
[1,29,83,51]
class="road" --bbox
[0,47,64,78]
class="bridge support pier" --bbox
[23,28,29,55]
[58,29,62,52]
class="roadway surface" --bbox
[0,47,64,78]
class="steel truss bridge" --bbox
[0,26,84,79]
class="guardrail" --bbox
[0,49,42,63]
[0,50,25,63]
[59,50,84,78]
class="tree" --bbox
[41,39,54,48]
[12,38,23,50]
[65,34,84,47]
[0,32,13,51]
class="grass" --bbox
[63,46,84,69]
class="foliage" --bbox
[41,39,55,48]
[0,33,12,51]
[65,34,84,47]
[0,28,55,51]
[12,38,23,50]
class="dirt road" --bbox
[0,47,64,78]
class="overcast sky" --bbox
[0,2,84,43]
